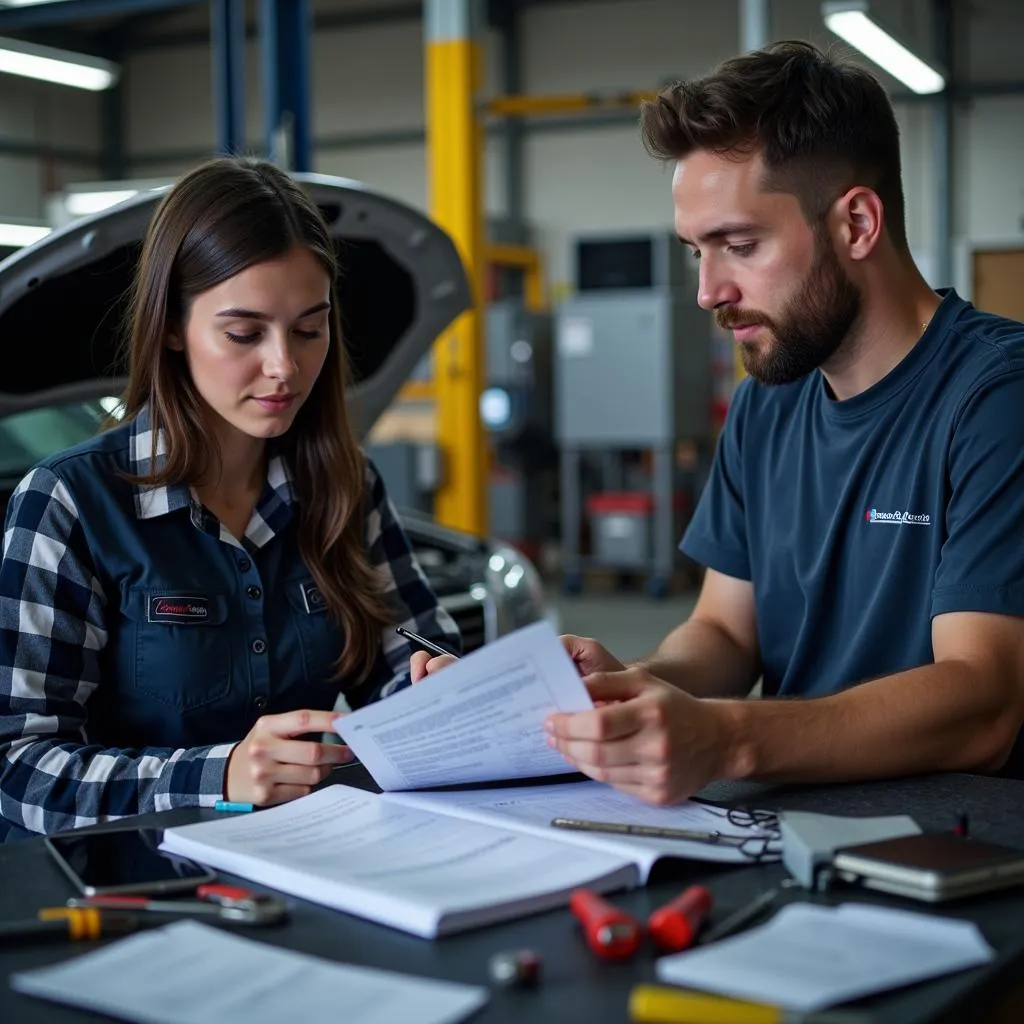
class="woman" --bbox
[0,157,460,838]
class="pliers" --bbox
[66,884,288,926]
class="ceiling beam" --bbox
[0,0,200,32]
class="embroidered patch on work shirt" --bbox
[148,595,212,624]
[300,583,326,614]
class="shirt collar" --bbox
[129,408,298,539]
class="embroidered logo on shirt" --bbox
[148,596,212,623]
[864,508,932,526]
[300,583,326,614]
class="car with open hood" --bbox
[0,173,547,651]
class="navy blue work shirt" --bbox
[682,290,1024,771]
[0,409,460,835]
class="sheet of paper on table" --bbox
[11,919,489,1024]
[656,902,994,1012]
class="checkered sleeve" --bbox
[0,467,234,836]
[351,458,462,708]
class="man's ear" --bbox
[832,186,884,262]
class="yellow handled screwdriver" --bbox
[0,907,138,944]
[629,985,875,1024]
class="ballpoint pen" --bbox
[395,626,461,660]
[628,984,875,1024]
[551,817,730,844]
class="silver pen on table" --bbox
[550,817,726,844]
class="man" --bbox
[414,41,1024,804]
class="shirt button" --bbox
[237,557,251,572]
[252,638,267,654]
[253,695,267,711]
[246,586,262,600]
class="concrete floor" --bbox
[544,588,697,662]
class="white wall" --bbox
[0,80,100,219]
[956,96,1024,240]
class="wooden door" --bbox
[973,249,1024,321]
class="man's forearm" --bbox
[637,618,760,698]
[718,661,1021,783]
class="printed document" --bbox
[389,780,780,879]
[160,785,635,938]
[655,902,994,1011]
[11,920,488,1024]
[335,620,593,789]
[161,781,779,938]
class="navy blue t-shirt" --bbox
[683,290,1024,715]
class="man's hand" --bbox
[543,669,734,805]
[410,651,457,683]
[411,635,622,684]
[226,709,354,806]
[561,635,626,676]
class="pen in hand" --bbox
[396,626,460,661]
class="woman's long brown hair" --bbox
[121,156,392,682]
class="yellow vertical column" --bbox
[425,0,487,536]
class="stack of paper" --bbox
[656,902,994,1011]
[161,785,638,938]
[11,920,488,1024]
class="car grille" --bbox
[440,590,496,653]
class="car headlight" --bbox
[484,543,547,634]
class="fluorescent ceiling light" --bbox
[65,189,139,216]
[823,1,945,95]
[0,222,50,247]
[0,35,119,91]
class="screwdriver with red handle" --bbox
[569,888,643,960]
[647,884,714,952]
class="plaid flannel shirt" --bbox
[0,412,459,837]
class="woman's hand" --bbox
[225,709,354,806]
[410,651,457,683]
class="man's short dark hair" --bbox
[640,40,908,252]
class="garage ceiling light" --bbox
[0,222,50,247]
[0,35,119,91]
[822,0,945,95]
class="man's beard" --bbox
[716,237,862,386]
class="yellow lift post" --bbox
[424,0,488,537]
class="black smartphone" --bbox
[44,826,216,897]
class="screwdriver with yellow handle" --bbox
[629,985,875,1024]
[0,907,138,944]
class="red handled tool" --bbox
[67,884,287,926]
[569,889,643,960]
[647,884,713,952]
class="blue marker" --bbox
[214,800,254,813]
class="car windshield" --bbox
[0,398,121,479]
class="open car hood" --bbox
[0,173,470,437]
